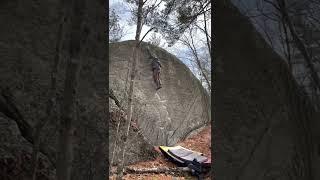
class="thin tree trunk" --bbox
[138,27,156,46]
[281,19,292,72]
[109,109,122,171]
[116,0,144,178]
[110,92,127,172]
[277,0,320,90]
[56,61,80,180]
[116,46,139,180]
[110,47,135,172]
[189,31,211,90]
[56,0,87,179]
[202,2,212,61]
[135,0,144,41]
[109,88,122,109]
[30,1,67,179]
[275,2,315,180]
[110,49,135,171]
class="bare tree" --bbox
[152,0,212,91]
[135,0,144,41]
[200,1,212,61]
[109,8,124,42]
[156,0,211,46]
[30,0,67,179]
[115,0,144,178]
[244,0,320,109]
[179,27,211,92]
[274,0,320,89]
[147,32,162,47]
[254,0,320,109]
[114,0,167,178]
[115,44,140,180]
[56,0,88,179]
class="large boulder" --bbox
[214,0,320,180]
[109,41,211,164]
[0,0,107,179]
[0,116,55,180]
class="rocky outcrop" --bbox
[109,41,211,165]
[0,116,55,180]
[0,0,107,179]
[214,1,320,180]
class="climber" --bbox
[151,56,162,90]
[146,45,162,90]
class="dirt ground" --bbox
[110,125,212,179]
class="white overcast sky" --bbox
[109,0,211,77]
[109,0,168,42]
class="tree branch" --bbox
[263,0,281,11]
[277,0,320,90]
[0,88,56,166]
[109,88,122,109]
[138,27,156,46]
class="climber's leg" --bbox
[153,69,157,84]
[156,70,161,90]
[153,69,160,89]
[158,71,161,86]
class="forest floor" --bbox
[110,125,212,179]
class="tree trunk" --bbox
[56,0,87,179]
[277,0,320,90]
[276,2,315,180]
[109,88,122,109]
[202,2,212,61]
[116,45,139,180]
[189,31,211,90]
[135,0,144,41]
[281,19,292,72]
[116,0,145,178]
[30,1,67,179]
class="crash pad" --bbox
[168,147,196,157]
[168,146,208,163]
[159,146,185,166]
[174,152,208,163]
[159,146,211,167]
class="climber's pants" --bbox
[153,69,161,86]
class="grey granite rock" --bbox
[214,1,320,180]
[109,41,211,164]
[0,0,107,179]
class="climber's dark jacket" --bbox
[151,58,161,70]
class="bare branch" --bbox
[0,88,56,166]
[263,0,281,11]
[109,88,122,109]
[276,0,320,89]
[138,27,156,46]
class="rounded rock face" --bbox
[109,41,211,147]
[0,0,107,179]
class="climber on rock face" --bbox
[151,56,162,90]
[146,45,162,90]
